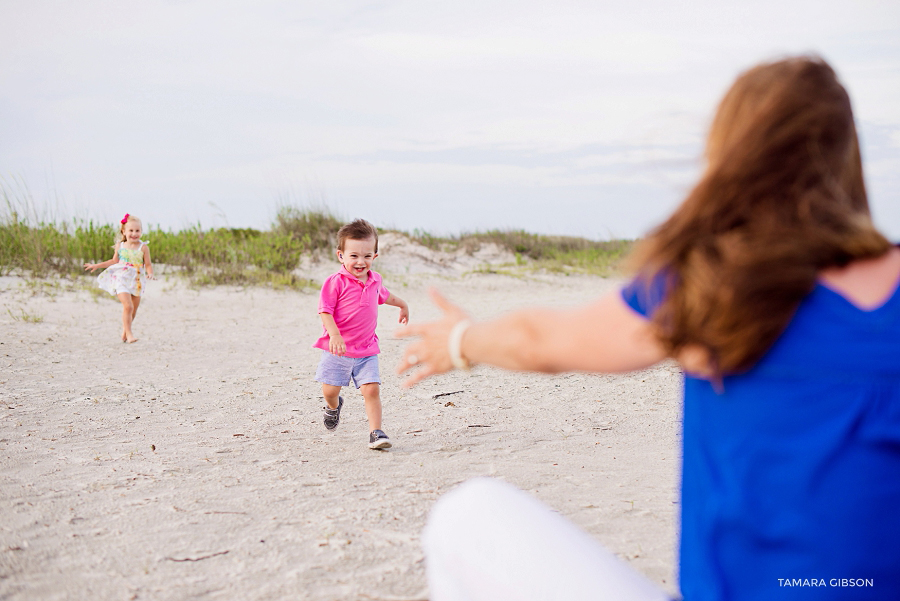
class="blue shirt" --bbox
[622,272,900,600]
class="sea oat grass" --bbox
[1,182,325,287]
[2,180,630,283]
[404,228,633,276]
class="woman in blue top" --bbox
[397,56,900,601]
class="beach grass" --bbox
[1,182,631,285]
[405,229,633,275]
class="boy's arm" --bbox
[384,292,409,324]
[320,312,346,356]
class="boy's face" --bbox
[338,237,377,281]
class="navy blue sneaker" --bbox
[323,396,343,431]
[368,429,392,450]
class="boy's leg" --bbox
[424,478,670,601]
[321,383,343,431]
[322,383,342,410]
[316,352,351,432]
[350,356,388,447]
[352,356,384,432]
[359,383,382,431]
[361,382,390,449]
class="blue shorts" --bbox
[315,352,381,388]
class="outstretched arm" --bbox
[396,288,666,388]
[384,292,409,324]
[84,245,119,273]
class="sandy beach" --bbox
[1,249,682,600]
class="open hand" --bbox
[83,263,97,273]
[395,288,470,388]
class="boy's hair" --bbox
[118,214,142,243]
[337,219,379,253]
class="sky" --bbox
[2,0,899,240]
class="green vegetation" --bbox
[1,182,320,288]
[2,181,631,286]
[6,307,44,323]
[0,213,319,288]
[404,229,633,275]
[146,223,314,288]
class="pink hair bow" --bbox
[121,213,130,224]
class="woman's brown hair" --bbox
[631,56,891,376]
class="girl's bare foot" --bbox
[126,336,138,343]
[122,331,128,342]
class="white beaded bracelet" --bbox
[448,319,472,371]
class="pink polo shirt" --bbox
[313,267,391,358]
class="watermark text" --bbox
[778,578,874,588]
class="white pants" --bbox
[423,478,671,601]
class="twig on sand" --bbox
[432,390,464,399]
[164,550,230,562]
[467,424,491,428]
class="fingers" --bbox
[428,288,454,313]
[395,323,422,339]
[396,347,419,375]
[397,345,435,386]
[394,289,469,388]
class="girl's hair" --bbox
[630,55,891,375]
[337,219,379,253]
[118,214,142,243]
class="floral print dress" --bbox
[97,241,148,297]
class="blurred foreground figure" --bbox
[398,56,900,601]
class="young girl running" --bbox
[84,214,155,343]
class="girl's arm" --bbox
[320,312,346,356]
[384,292,409,324]
[84,244,119,273]
[396,288,667,388]
[143,244,155,279]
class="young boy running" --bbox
[313,219,409,449]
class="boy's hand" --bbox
[398,304,409,325]
[329,334,346,356]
